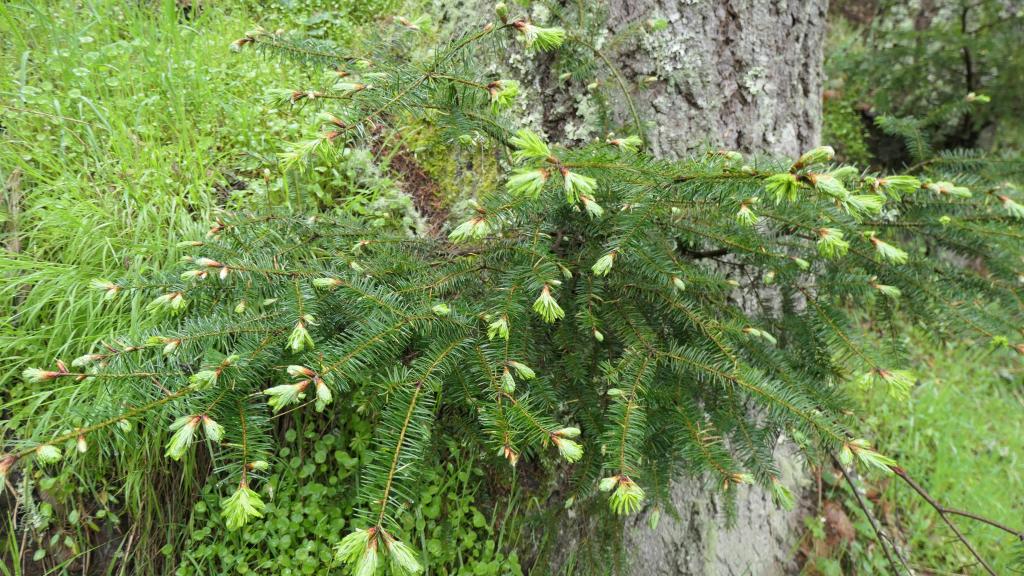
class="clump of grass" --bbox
[0,0,308,376]
[0,1,312,571]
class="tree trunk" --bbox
[442,0,828,572]
[606,0,827,159]
[619,447,812,575]
[546,1,828,574]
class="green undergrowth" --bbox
[0,0,297,376]
[0,0,424,381]
[177,416,523,576]
[0,1,477,573]
[804,330,1023,575]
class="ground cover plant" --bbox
[2,1,1023,575]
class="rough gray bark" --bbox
[606,0,826,159]
[620,444,813,576]
[551,1,828,574]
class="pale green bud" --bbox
[487,316,510,341]
[505,168,549,198]
[868,235,909,265]
[287,321,314,353]
[816,228,849,259]
[189,369,218,389]
[1000,195,1024,219]
[313,277,344,290]
[501,367,516,394]
[509,129,550,162]
[599,476,619,492]
[71,354,104,367]
[562,170,596,205]
[553,436,583,463]
[764,173,799,204]
[248,460,270,472]
[794,146,835,169]
[264,382,308,413]
[508,361,535,380]
[512,21,566,51]
[221,483,265,531]
[315,380,333,412]
[592,252,615,276]
[165,416,200,461]
[608,477,645,515]
[554,426,580,439]
[91,278,120,300]
[532,285,564,323]
[35,444,62,464]
[387,538,423,575]
[335,529,371,564]
[607,135,643,153]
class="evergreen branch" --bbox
[614,354,653,476]
[797,286,880,370]
[373,336,466,528]
[12,383,197,460]
[659,347,846,446]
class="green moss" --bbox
[403,124,501,212]
[822,98,872,165]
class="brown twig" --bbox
[890,465,1008,576]
[832,456,910,576]
[940,507,1024,539]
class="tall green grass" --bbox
[805,333,1023,574]
[0,0,309,379]
[860,336,1023,573]
[0,1,312,572]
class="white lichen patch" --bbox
[742,66,769,96]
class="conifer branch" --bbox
[373,336,466,528]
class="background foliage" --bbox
[805,2,1024,574]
